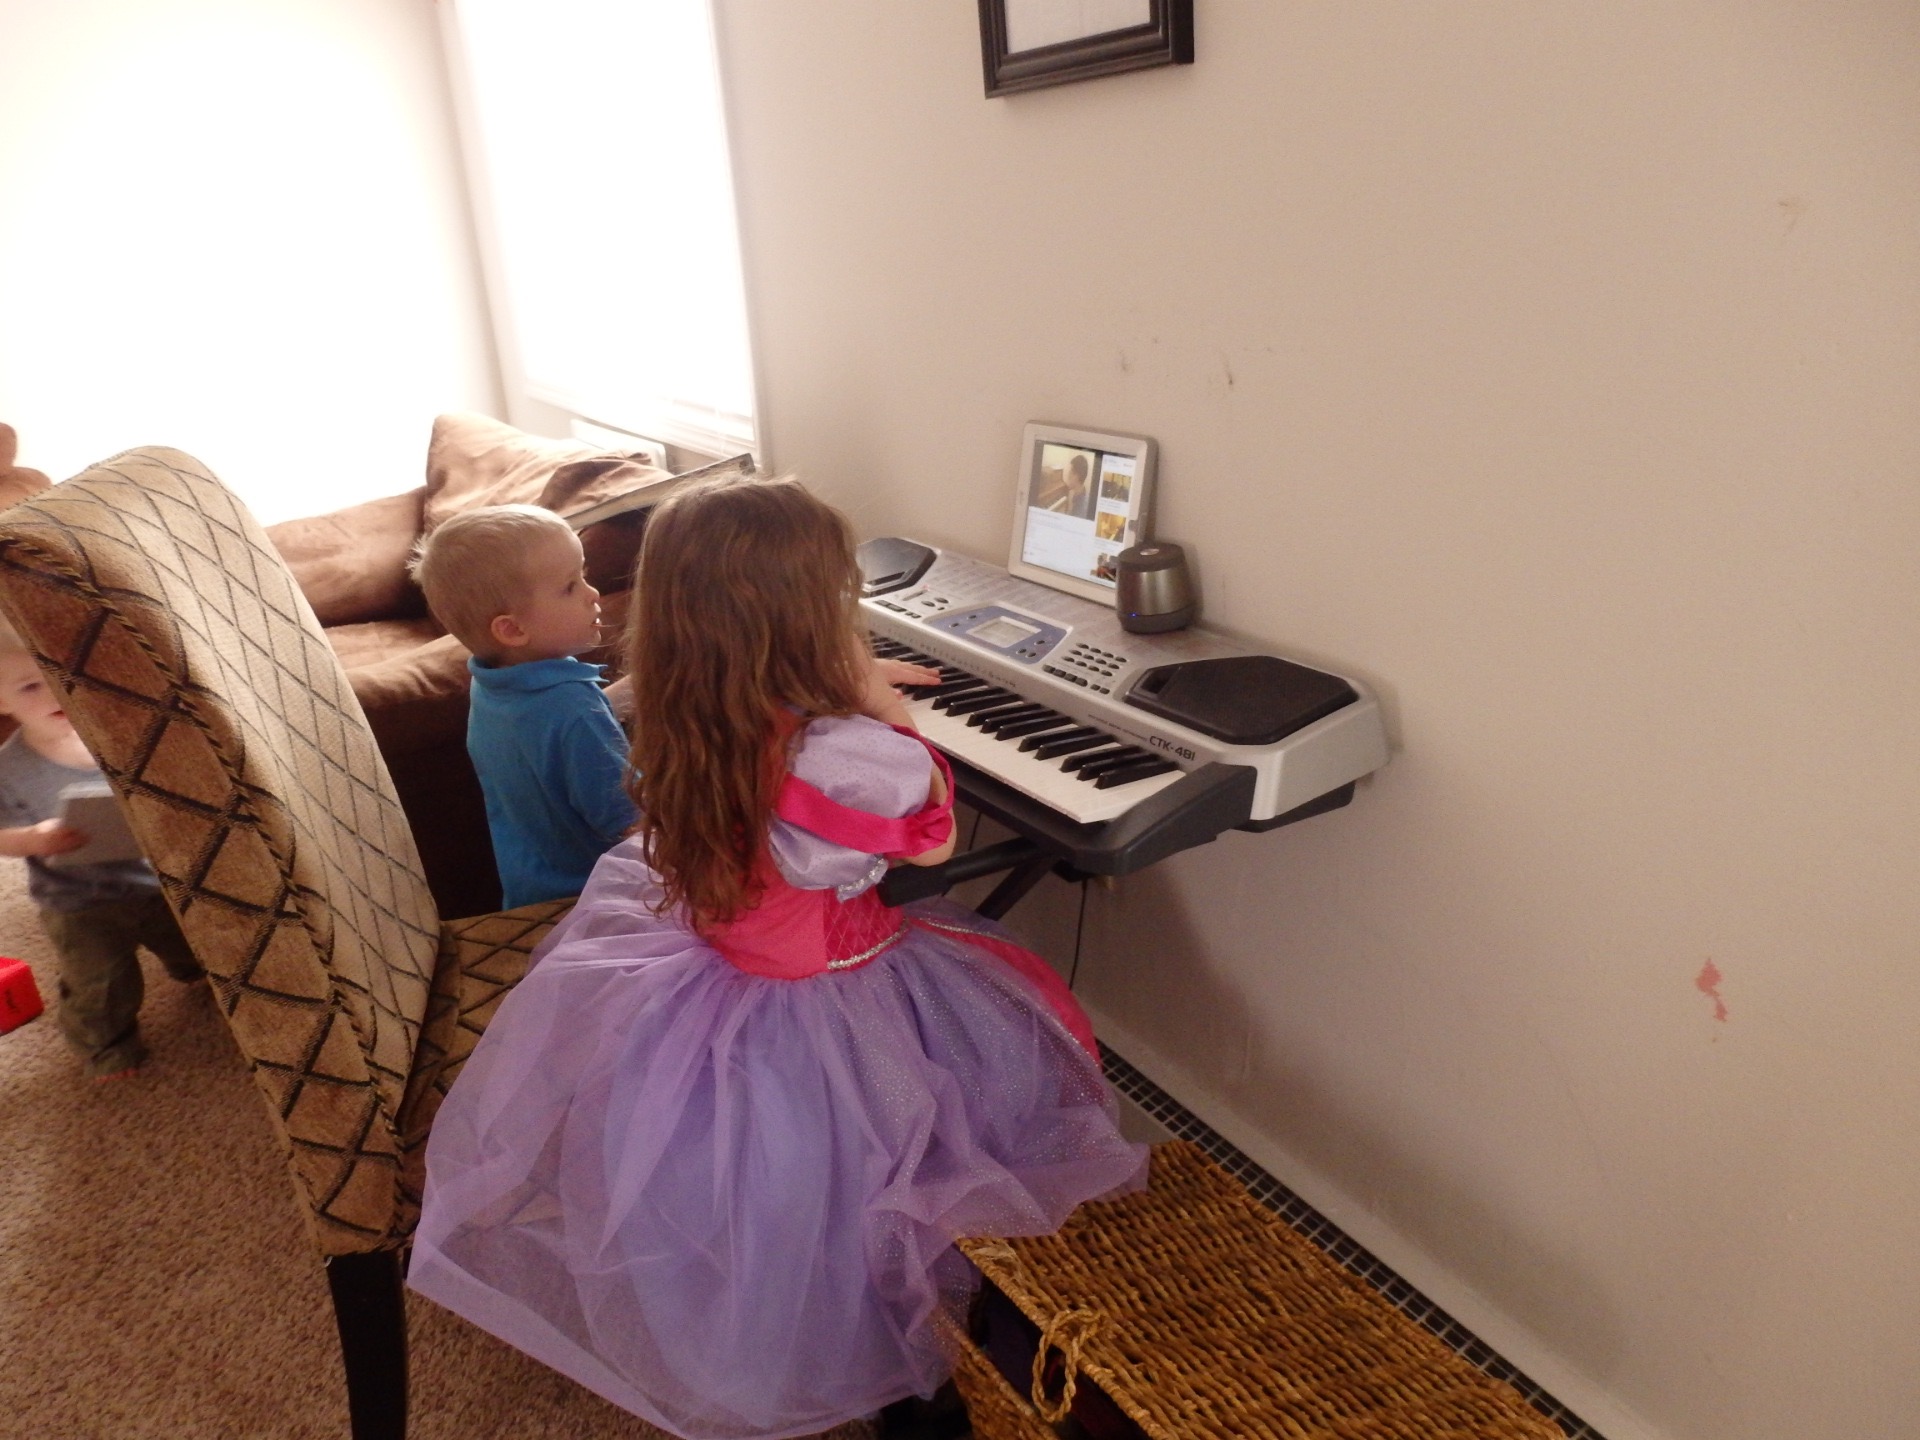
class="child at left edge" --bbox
[0,622,203,1080]
[410,504,638,909]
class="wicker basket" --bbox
[952,1141,1565,1440]
[943,1311,1058,1440]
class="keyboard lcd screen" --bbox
[969,615,1039,648]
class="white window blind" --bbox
[442,0,757,456]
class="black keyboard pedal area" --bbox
[1126,654,1356,746]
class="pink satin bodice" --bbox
[699,723,1099,1058]
[702,727,954,980]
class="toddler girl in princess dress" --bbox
[410,475,1145,1439]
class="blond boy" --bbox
[410,505,636,907]
[0,625,200,1079]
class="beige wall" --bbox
[714,4,1920,1438]
[0,0,496,522]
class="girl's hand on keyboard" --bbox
[860,657,937,728]
[873,658,940,690]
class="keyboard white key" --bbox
[903,693,1185,825]
[863,545,1389,833]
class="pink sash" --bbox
[702,725,1098,1057]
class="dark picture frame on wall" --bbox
[978,0,1194,97]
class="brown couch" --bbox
[3,414,676,917]
[264,413,674,918]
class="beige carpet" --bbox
[0,860,870,1440]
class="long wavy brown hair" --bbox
[624,474,868,924]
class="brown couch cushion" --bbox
[347,630,473,756]
[423,413,674,535]
[323,615,445,673]
[343,597,630,760]
[267,417,674,632]
[0,423,52,513]
[266,488,429,627]
[543,454,676,518]
[578,509,650,596]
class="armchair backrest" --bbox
[0,449,440,1253]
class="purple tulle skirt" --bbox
[410,857,1147,1440]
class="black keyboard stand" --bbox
[878,836,1075,920]
[878,762,1286,921]
[878,765,1359,921]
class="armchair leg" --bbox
[325,1249,409,1440]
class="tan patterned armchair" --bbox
[0,448,567,1439]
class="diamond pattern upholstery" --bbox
[0,449,567,1254]
[399,899,571,1209]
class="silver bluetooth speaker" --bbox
[1114,541,1196,634]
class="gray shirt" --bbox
[0,731,159,913]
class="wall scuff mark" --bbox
[1695,959,1729,1022]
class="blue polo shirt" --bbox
[467,656,637,908]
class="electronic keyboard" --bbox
[861,539,1389,906]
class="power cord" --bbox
[1067,876,1090,991]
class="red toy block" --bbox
[0,956,44,1032]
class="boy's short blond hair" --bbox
[409,504,577,658]
[0,617,25,657]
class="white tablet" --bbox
[45,781,146,869]
[1006,422,1156,606]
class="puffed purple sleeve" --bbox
[767,715,936,896]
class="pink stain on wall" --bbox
[1695,959,1728,1022]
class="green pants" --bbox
[39,894,201,1078]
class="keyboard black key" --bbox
[944,689,1018,716]
[900,664,960,691]
[1073,749,1154,781]
[902,665,966,691]
[993,713,1076,741]
[964,701,1035,729]
[1062,745,1137,774]
[1031,731,1112,761]
[1093,757,1180,789]
[972,703,1050,732]
[1036,733,1113,768]
[928,680,992,707]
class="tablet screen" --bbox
[1009,425,1154,605]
